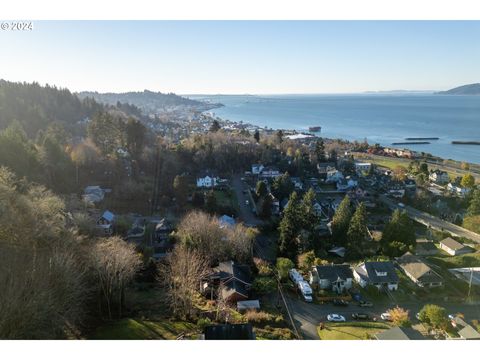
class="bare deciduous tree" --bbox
[160,245,210,320]
[89,236,142,319]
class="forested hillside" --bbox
[77,90,205,114]
[0,80,105,137]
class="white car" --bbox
[381,312,392,321]
[327,314,346,322]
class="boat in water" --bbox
[309,126,321,132]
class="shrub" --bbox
[254,257,273,276]
[252,276,277,294]
[196,317,212,330]
[244,310,273,324]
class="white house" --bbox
[429,170,449,184]
[196,175,219,188]
[354,162,371,174]
[439,237,472,256]
[96,210,115,236]
[326,169,344,183]
[447,183,471,197]
[353,261,399,291]
[251,164,264,175]
[259,166,281,179]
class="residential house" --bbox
[336,177,358,191]
[404,179,417,191]
[196,174,219,188]
[152,219,173,260]
[353,261,399,291]
[317,162,336,176]
[269,194,280,215]
[354,162,371,174]
[96,210,115,235]
[375,326,425,340]
[203,261,252,303]
[83,185,105,204]
[202,323,255,340]
[290,177,304,191]
[251,164,264,175]
[127,222,146,242]
[429,170,449,185]
[259,166,281,179]
[449,317,480,340]
[396,253,443,288]
[218,214,236,228]
[439,237,473,256]
[447,183,471,197]
[415,239,438,256]
[326,169,344,183]
[309,264,353,294]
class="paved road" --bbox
[380,195,480,243]
[231,174,276,262]
[286,293,480,340]
[231,174,262,226]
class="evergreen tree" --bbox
[205,191,217,213]
[279,192,302,259]
[272,172,294,200]
[253,130,260,143]
[331,195,352,246]
[209,120,221,132]
[256,180,268,198]
[346,202,368,258]
[315,139,326,163]
[259,194,272,219]
[276,130,284,143]
[467,189,480,216]
[380,209,416,257]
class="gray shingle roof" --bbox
[356,261,398,284]
[440,237,465,251]
[314,264,353,282]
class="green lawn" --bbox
[214,189,240,213]
[317,321,390,340]
[90,318,198,340]
[428,252,480,269]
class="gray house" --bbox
[353,261,399,291]
[396,253,443,288]
[309,264,353,294]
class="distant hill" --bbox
[436,83,480,95]
[0,79,105,137]
[77,90,208,115]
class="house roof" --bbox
[440,237,465,251]
[214,261,251,285]
[314,264,353,282]
[415,239,438,253]
[397,253,443,283]
[101,210,115,222]
[204,323,255,340]
[218,214,235,228]
[356,261,398,284]
[221,279,249,299]
[155,218,171,232]
[375,326,424,340]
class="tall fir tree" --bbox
[331,195,352,246]
[346,202,368,258]
[279,192,302,260]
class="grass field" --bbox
[428,252,480,269]
[90,318,198,340]
[317,321,390,340]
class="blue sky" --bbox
[1,21,479,94]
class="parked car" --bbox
[381,312,392,321]
[327,314,346,322]
[333,299,349,306]
[358,300,373,307]
[416,312,421,320]
[352,313,369,320]
[245,200,250,205]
